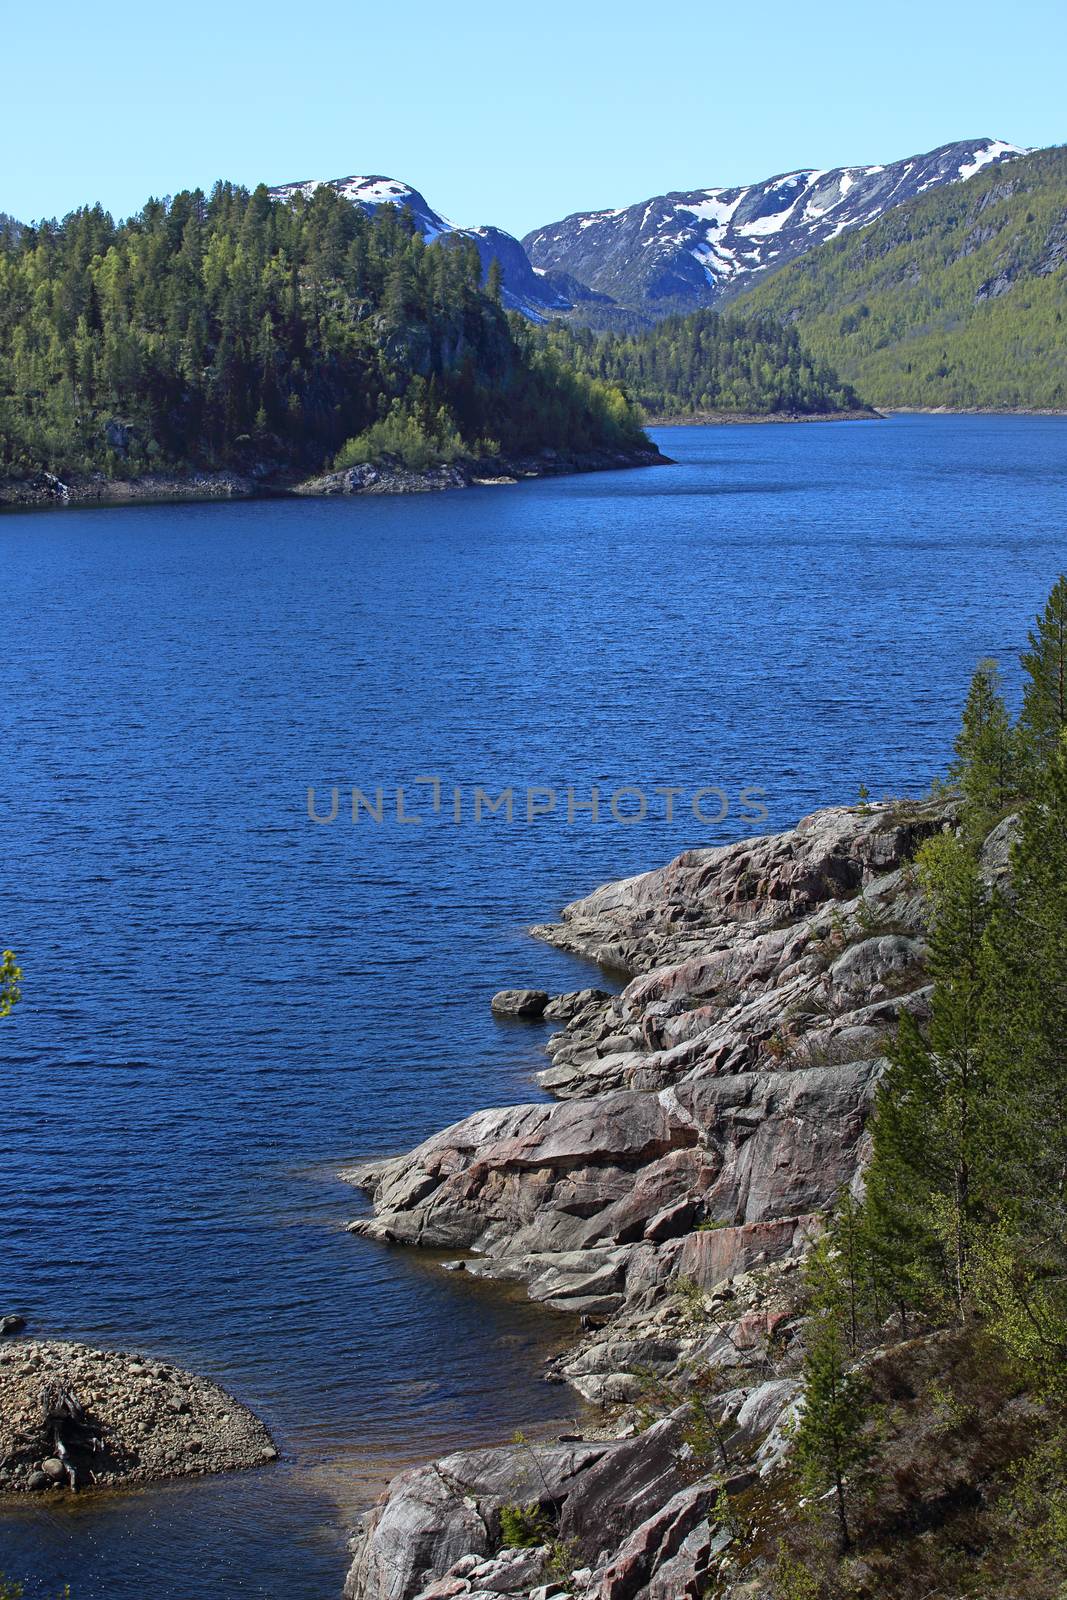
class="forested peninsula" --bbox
[0,181,883,507]
[0,182,662,506]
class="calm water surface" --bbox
[2,415,1066,1598]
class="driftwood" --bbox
[39,1381,104,1488]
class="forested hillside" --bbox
[0,183,648,483]
[544,310,867,418]
[729,144,1067,409]
[769,585,1067,1598]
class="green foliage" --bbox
[769,1548,824,1600]
[681,1388,732,1475]
[948,659,1020,839]
[498,1501,553,1548]
[673,1274,711,1326]
[0,1583,69,1600]
[0,950,20,1018]
[334,396,464,470]
[1002,1431,1067,1591]
[0,184,647,481]
[864,831,994,1316]
[730,145,1067,409]
[794,1306,871,1552]
[545,1535,580,1581]
[850,573,1067,1390]
[540,309,865,419]
[973,736,1067,1389]
[713,1480,750,1544]
[1019,575,1067,774]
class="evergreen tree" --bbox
[1019,575,1067,773]
[975,735,1067,1385]
[863,832,993,1318]
[948,658,1019,836]
[794,1306,870,1552]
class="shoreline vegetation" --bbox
[881,405,1067,416]
[0,186,875,509]
[338,578,1067,1600]
[643,406,880,426]
[0,443,671,510]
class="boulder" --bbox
[491,989,550,1019]
[345,1441,606,1600]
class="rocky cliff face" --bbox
[522,140,1023,322]
[343,800,955,1600]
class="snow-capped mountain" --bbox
[522,138,1024,320]
[268,174,567,319]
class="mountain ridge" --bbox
[267,173,567,319]
[522,138,1024,324]
[265,139,1026,331]
[725,142,1067,410]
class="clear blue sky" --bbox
[5,0,1065,238]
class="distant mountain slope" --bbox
[727,144,1067,409]
[523,139,1023,321]
[543,310,868,419]
[268,173,567,320]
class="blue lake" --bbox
[2,414,1066,1598]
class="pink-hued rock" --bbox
[344,1441,606,1600]
[344,801,954,1600]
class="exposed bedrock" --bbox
[348,1061,879,1323]
[344,801,960,1600]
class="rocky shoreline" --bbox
[0,445,671,511]
[0,1337,276,1495]
[642,408,881,426]
[338,797,1014,1600]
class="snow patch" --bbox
[957,139,1025,181]
[675,190,746,227]
[736,205,798,237]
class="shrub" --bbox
[498,1501,553,1548]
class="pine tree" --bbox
[826,1190,870,1353]
[863,832,993,1318]
[948,658,1018,836]
[1019,575,1067,772]
[975,735,1067,1384]
[486,256,503,304]
[794,1308,870,1552]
